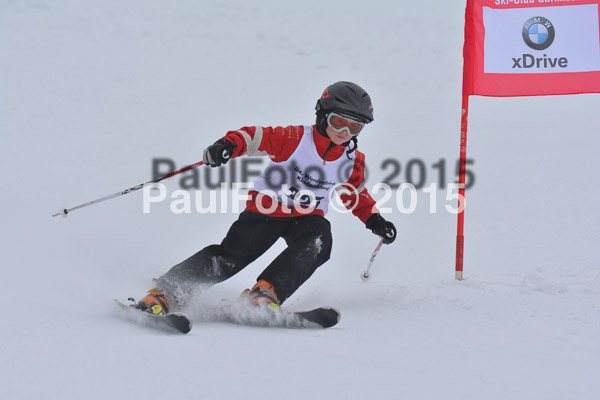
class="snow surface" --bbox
[2,0,599,399]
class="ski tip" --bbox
[114,299,192,334]
[114,298,130,308]
[320,307,342,328]
[170,313,193,334]
[296,306,341,329]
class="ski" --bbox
[115,298,339,332]
[213,303,341,329]
[115,300,192,334]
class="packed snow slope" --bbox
[1,0,599,399]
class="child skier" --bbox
[136,81,397,315]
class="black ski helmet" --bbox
[315,81,374,135]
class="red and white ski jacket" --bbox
[221,125,378,224]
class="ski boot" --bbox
[239,280,281,313]
[134,288,171,316]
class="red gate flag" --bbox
[457,0,600,280]
[463,0,600,96]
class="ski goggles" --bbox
[327,112,365,136]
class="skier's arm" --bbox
[203,126,304,167]
[221,126,304,162]
[338,151,378,224]
[339,152,397,244]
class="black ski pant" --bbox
[156,211,333,305]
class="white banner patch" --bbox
[483,4,600,73]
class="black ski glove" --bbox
[202,139,238,167]
[366,214,397,244]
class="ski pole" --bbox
[52,159,206,218]
[360,239,384,282]
[53,147,236,218]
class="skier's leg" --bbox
[156,211,286,304]
[256,215,333,304]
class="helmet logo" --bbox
[322,88,329,99]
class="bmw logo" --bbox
[522,17,555,50]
